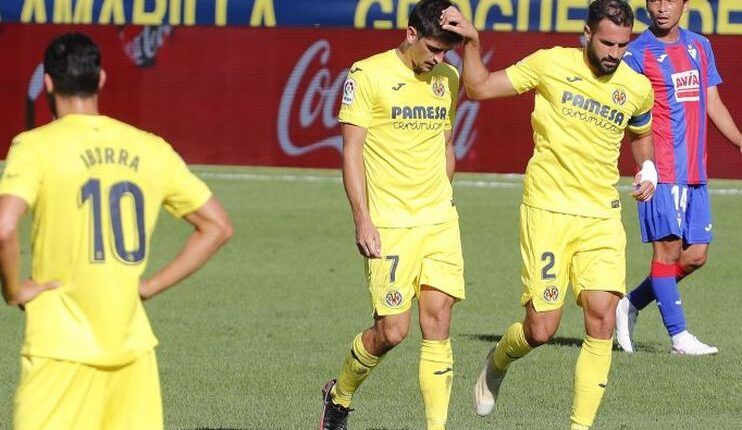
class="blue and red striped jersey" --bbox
[624,28,722,184]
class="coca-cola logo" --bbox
[278,40,490,159]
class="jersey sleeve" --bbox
[338,62,376,128]
[445,66,460,131]
[505,49,548,94]
[622,45,643,74]
[702,37,722,87]
[0,136,43,207]
[161,144,212,218]
[627,84,654,135]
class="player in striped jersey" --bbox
[616,0,742,356]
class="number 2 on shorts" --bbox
[541,251,556,280]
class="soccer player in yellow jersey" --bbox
[442,1,656,428]
[319,1,463,429]
[0,33,232,430]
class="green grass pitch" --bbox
[0,166,740,429]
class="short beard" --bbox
[587,43,619,76]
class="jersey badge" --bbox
[431,78,446,98]
[687,44,698,60]
[543,286,559,303]
[385,290,404,308]
[612,89,627,106]
[342,79,356,105]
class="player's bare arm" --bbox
[342,123,381,259]
[445,130,455,181]
[139,197,233,300]
[628,131,656,202]
[706,86,742,154]
[0,195,59,307]
[440,6,518,100]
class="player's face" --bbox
[646,0,689,32]
[408,31,453,74]
[584,19,632,76]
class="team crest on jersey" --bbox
[431,78,446,98]
[342,79,356,105]
[543,286,559,303]
[385,290,404,308]
[672,70,700,102]
[612,89,627,106]
[687,44,698,60]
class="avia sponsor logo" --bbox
[119,25,173,67]
[560,91,625,133]
[277,39,486,159]
[672,69,700,102]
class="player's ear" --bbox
[583,24,592,43]
[43,73,54,94]
[682,0,690,14]
[406,26,418,44]
[98,69,107,91]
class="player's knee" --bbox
[524,324,554,347]
[585,310,616,339]
[380,324,409,348]
[419,309,451,334]
[683,253,707,271]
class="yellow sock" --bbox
[331,332,382,408]
[419,339,453,430]
[492,322,532,373]
[571,336,613,429]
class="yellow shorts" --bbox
[519,204,626,312]
[13,350,162,430]
[366,219,465,316]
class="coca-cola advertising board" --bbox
[1,24,741,177]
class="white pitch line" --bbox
[195,171,742,196]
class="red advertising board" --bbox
[1,24,741,177]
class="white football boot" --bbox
[615,296,638,353]
[671,331,719,355]
[474,347,506,417]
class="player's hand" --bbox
[440,6,479,44]
[631,173,655,202]
[355,218,381,258]
[12,279,59,309]
[139,279,155,301]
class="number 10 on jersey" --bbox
[80,178,146,264]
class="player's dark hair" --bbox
[587,0,634,31]
[44,32,101,97]
[409,0,464,46]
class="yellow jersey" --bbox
[506,47,654,219]
[0,114,212,366]
[338,49,459,228]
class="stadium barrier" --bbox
[1,24,741,178]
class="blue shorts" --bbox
[637,183,712,244]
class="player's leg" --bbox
[617,184,682,352]
[475,204,569,417]
[418,286,456,430]
[416,220,464,430]
[13,356,105,430]
[572,290,619,430]
[103,350,163,430]
[570,216,625,429]
[669,185,717,354]
[321,227,418,429]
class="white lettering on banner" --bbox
[278,40,482,159]
[277,40,343,156]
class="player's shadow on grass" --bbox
[464,334,670,354]
[463,333,583,348]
